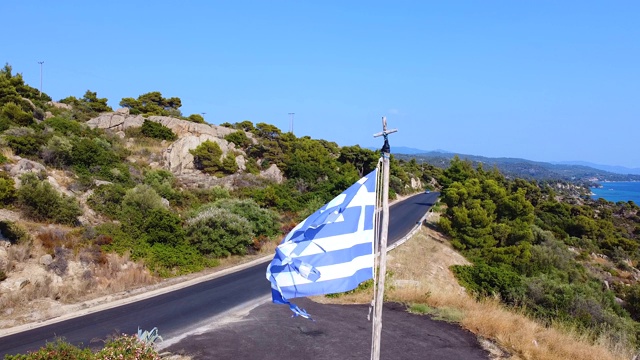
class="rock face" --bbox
[410,176,422,190]
[7,158,46,178]
[86,112,144,131]
[85,111,278,186]
[165,135,236,175]
[46,101,72,110]
[260,164,284,184]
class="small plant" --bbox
[140,120,177,141]
[136,327,163,345]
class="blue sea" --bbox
[591,182,640,204]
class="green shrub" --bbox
[0,220,29,244]
[43,116,84,136]
[40,135,73,167]
[3,127,47,157]
[224,131,251,149]
[148,243,209,276]
[16,173,81,225]
[451,263,524,305]
[3,338,93,360]
[209,198,280,237]
[0,171,16,205]
[140,120,177,141]
[189,140,222,175]
[186,114,205,124]
[87,184,127,218]
[186,207,253,257]
[96,334,161,360]
[0,102,33,127]
[119,184,165,226]
[141,208,184,247]
[221,151,239,174]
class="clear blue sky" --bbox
[3,1,639,167]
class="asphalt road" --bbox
[0,192,438,358]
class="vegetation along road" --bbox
[0,192,438,357]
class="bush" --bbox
[16,173,81,225]
[186,114,205,123]
[0,102,34,127]
[0,171,16,205]
[189,140,222,175]
[140,120,177,141]
[224,131,251,149]
[452,263,524,305]
[3,338,93,360]
[43,116,84,136]
[186,207,253,257]
[3,127,47,157]
[209,198,280,237]
[221,151,238,174]
[141,208,184,247]
[119,184,165,227]
[0,220,29,244]
[96,334,161,360]
[40,135,73,167]
[3,335,162,360]
[87,184,127,218]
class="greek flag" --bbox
[266,169,378,318]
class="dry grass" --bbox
[320,220,634,360]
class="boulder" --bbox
[86,112,144,131]
[235,155,246,172]
[165,135,233,175]
[147,116,237,138]
[410,176,422,190]
[9,158,46,179]
[46,101,72,110]
[40,254,53,266]
[260,164,284,184]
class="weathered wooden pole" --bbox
[371,117,397,360]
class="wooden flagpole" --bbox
[371,117,397,360]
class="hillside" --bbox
[394,151,640,183]
[0,64,431,330]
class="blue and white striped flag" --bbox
[266,169,378,318]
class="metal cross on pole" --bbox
[371,116,397,360]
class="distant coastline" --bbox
[590,181,640,204]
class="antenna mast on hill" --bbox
[371,116,397,360]
[288,112,295,134]
[38,61,44,97]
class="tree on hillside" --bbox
[187,114,205,123]
[339,145,379,176]
[190,140,223,175]
[119,91,182,117]
[59,90,113,121]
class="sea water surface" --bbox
[591,182,640,204]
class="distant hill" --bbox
[553,161,640,176]
[392,151,640,183]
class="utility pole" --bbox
[38,61,44,97]
[288,112,295,134]
[200,112,206,121]
[371,116,397,360]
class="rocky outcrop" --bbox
[147,116,237,139]
[410,176,422,190]
[7,159,46,184]
[46,101,72,110]
[260,164,284,184]
[165,135,237,175]
[86,112,144,131]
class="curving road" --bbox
[0,192,438,357]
